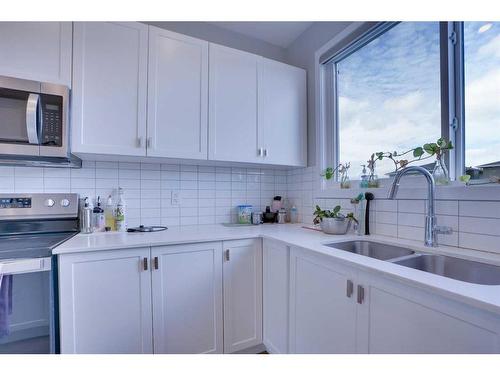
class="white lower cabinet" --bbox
[360,273,500,354]
[151,242,223,354]
[289,245,500,354]
[289,247,358,353]
[262,238,290,354]
[58,247,153,354]
[222,239,263,353]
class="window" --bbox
[463,22,500,175]
[336,22,441,178]
[322,21,500,184]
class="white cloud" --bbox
[478,35,500,59]
[383,91,424,112]
[478,23,493,33]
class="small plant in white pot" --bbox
[313,205,358,235]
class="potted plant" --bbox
[313,205,358,235]
[321,162,351,188]
[373,138,453,185]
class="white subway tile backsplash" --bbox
[286,166,500,255]
[459,216,500,236]
[459,201,500,219]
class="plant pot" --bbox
[320,217,352,235]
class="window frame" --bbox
[316,21,474,192]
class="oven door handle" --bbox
[26,93,40,144]
[0,257,51,275]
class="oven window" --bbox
[0,270,52,354]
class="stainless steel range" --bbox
[0,193,78,354]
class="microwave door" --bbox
[39,82,69,158]
[0,88,40,157]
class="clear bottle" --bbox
[432,156,450,185]
[290,206,298,224]
[105,195,116,231]
[359,165,369,188]
[93,196,106,232]
[115,188,127,232]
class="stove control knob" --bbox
[60,199,70,207]
[45,198,55,207]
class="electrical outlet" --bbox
[171,190,180,206]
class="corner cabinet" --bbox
[208,43,307,166]
[0,22,72,85]
[71,22,149,156]
[263,238,290,354]
[258,58,307,167]
[147,26,209,160]
[58,247,153,354]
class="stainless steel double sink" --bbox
[324,240,500,286]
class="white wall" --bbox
[146,21,288,63]
[285,22,354,166]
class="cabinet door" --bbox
[262,239,289,354]
[0,22,72,85]
[258,59,307,166]
[223,239,263,353]
[289,247,357,353]
[147,27,208,159]
[208,44,260,163]
[151,242,223,354]
[362,274,500,353]
[58,248,153,354]
[71,22,148,156]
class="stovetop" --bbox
[0,231,78,259]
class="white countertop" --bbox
[54,223,500,315]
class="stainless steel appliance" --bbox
[0,76,80,168]
[0,193,79,354]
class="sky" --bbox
[336,21,499,178]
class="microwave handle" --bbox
[26,93,40,144]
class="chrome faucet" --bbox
[388,166,452,247]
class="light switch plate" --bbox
[171,190,180,206]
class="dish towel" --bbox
[0,274,13,338]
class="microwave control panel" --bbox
[40,94,63,147]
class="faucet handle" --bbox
[435,226,453,235]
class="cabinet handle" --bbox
[346,280,354,298]
[137,137,144,148]
[143,257,148,271]
[225,249,230,261]
[263,148,268,157]
[258,148,263,157]
[357,285,365,304]
[147,137,153,149]
[154,256,159,270]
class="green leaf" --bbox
[413,147,424,158]
[333,205,341,216]
[437,138,445,147]
[423,143,438,155]
[446,140,453,150]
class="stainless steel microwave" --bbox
[0,75,69,158]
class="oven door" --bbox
[0,257,56,354]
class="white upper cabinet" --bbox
[208,44,261,163]
[71,22,148,156]
[0,22,72,86]
[258,58,307,167]
[147,26,209,159]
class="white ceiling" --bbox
[210,22,313,48]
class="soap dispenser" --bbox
[359,165,369,188]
